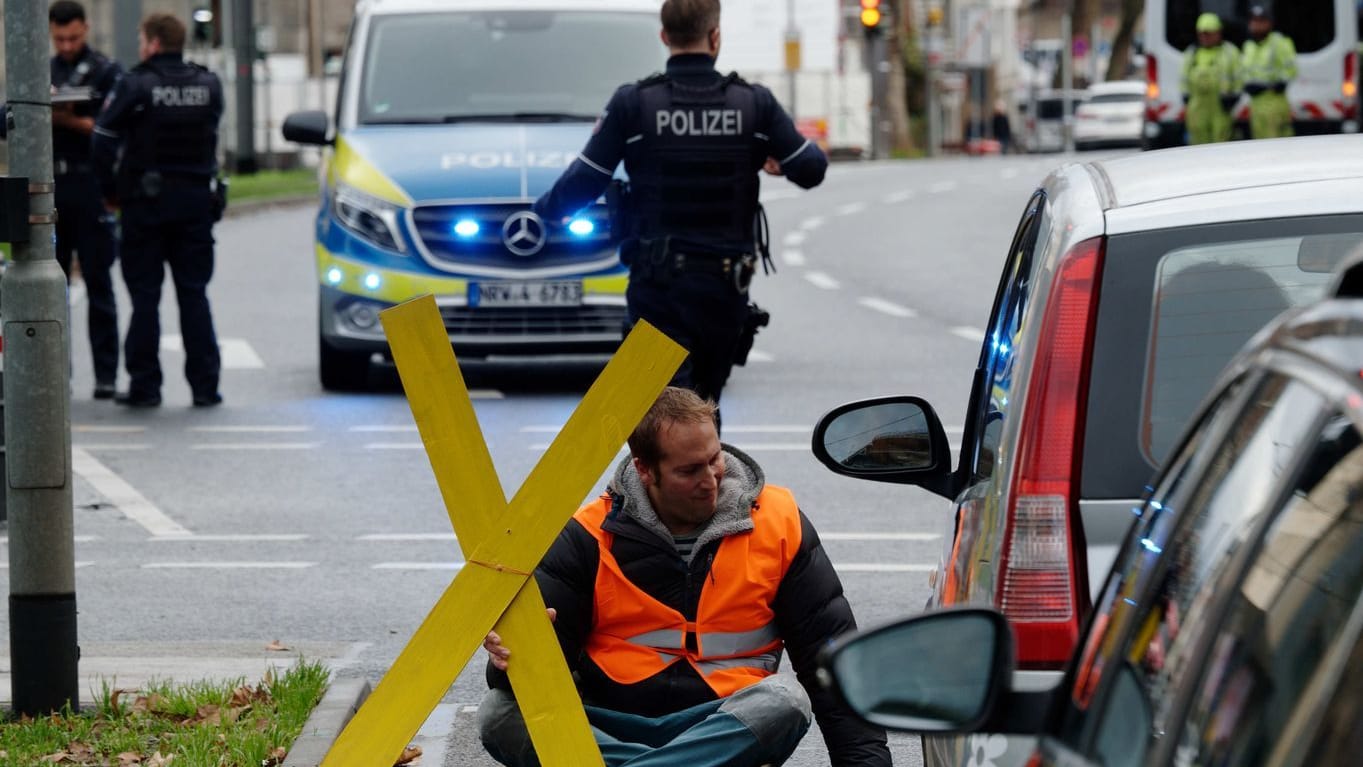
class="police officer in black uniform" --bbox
[0,1,123,399]
[534,0,826,419]
[92,12,225,408]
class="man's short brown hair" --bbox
[628,386,719,468]
[660,0,720,48]
[142,12,186,53]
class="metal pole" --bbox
[1062,12,1074,153]
[113,0,143,69]
[872,33,891,159]
[4,0,79,718]
[785,0,798,118]
[233,0,258,173]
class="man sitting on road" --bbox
[479,386,891,767]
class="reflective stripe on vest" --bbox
[576,485,803,697]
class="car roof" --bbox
[359,0,659,15]
[1084,80,1144,96]
[1086,135,1363,211]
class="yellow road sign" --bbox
[320,294,687,767]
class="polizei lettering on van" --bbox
[439,151,574,170]
[152,85,211,107]
[655,109,742,136]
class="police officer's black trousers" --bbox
[118,181,221,400]
[55,170,119,385]
[627,271,749,413]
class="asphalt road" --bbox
[2,148,1129,766]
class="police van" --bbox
[282,0,665,389]
[1141,0,1359,149]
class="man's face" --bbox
[636,419,724,534]
[1198,29,1222,47]
[50,19,88,62]
[137,29,158,61]
[1249,17,1271,39]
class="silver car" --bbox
[811,134,1363,766]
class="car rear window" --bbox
[1165,0,1337,53]
[1081,215,1363,499]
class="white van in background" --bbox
[1141,0,1360,149]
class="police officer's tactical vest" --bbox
[576,485,802,698]
[121,59,218,181]
[626,73,760,253]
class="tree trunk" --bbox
[1105,0,1144,81]
[888,0,915,154]
[1070,0,1102,83]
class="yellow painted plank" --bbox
[381,295,501,544]
[322,309,685,767]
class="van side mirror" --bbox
[282,110,332,146]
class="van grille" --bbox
[412,203,615,272]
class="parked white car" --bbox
[1073,80,1145,150]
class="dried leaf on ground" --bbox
[117,751,141,765]
[394,745,423,765]
[262,746,288,766]
[265,639,290,652]
[147,752,174,767]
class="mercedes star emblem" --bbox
[501,210,547,256]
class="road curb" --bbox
[283,676,372,767]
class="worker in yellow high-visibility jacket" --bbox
[1241,4,1298,139]
[1182,13,1242,144]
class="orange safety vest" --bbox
[576,485,803,697]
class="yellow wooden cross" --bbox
[320,294,686,767]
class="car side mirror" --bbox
[282,110,332,146]
[818,609,1013,733]
[811,396,955,498]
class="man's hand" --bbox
[762,157,783,176]
[51,103,94,134]
[483,607,556,671]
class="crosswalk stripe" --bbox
[72,447,191,537]
[159,335,264,369]
[142,561,317,569]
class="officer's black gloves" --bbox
[1244,82,1267,96]
[1182,94,1191,104]
[1220,94,1239,112]
[1271,81,1287,93]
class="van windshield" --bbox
[1165,0,1336,53]
[358,11,664,125]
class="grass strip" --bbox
[0,659,328,767]
[226,168,319,203]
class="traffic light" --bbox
[860,0,882,34]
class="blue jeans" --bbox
[479,675,812,767]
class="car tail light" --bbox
[1344,51,1358,116]
[1144,56,1163,122]
[998,236,1104,670]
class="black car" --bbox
[818,258,1363,766]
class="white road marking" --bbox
[350,425,418,433]
[461,706,480,715]
[373,562,465,570]
[820,532,941,541]
[189,425,312,433]
[782,249,806,267]
[522,424,810,435]
[801,216,825,231]
[836,563,936,573]
[160,335,264,369]
[858,297,917,318]
[725,443,810,451]
[469,390,506,400]
[928,181,959,194]
[69,280,87,307]
[950,326,987,343]
[190,443,321,450]
[74,443,152,451]
[1,562,94,569]
[882,190,916,204]
[359,533,458,541]
[142,561,317,569]
[746,350,775,363]
[364,442,425,450]
[71,447,191,537]
[783,231,807,247]
[760,189,801,203]
[0,536,97,543]
[150,534,309,542]
[804,271,841,290]
[835,202,867,216]
[1001,168,1020,179]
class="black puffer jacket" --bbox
[488,445,891,766]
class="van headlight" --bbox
[332,182,407,253]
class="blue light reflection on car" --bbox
[364,273,381,290]
[1140,537,1163,554]
[569,218,595,236]
[326,268,343,285]
[453,219,480,237]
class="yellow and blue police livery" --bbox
[282,0,665,390]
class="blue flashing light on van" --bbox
[281,0,666,390]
